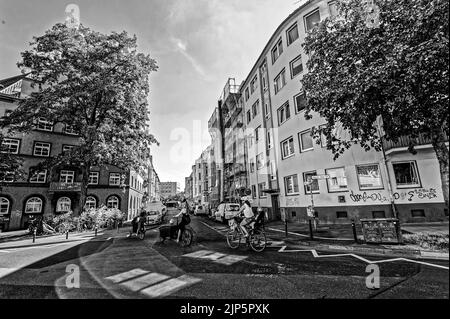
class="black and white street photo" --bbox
[0,0,448,311]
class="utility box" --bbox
[361,218,403,244]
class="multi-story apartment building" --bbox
[160,182,178,199]
[147,155,161,202]
[0,74,151,231]
[184,174,193,200]
[240,0,448,223]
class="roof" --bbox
[0,73,32,89]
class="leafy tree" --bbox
[1,23,158,211]
[302,0,449,209]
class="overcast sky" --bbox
[0,0,299,189]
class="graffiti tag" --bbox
[350,188,438,203]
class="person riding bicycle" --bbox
[129,211,146,237]
[174,198,190,243]
[239,200,254,238]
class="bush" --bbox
[79,205,124,230]
[50,211,77,234]
[403,233,449,251]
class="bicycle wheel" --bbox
[226,229,241,249]
[137,230,145,240]
[249,229,266,252]
[181,229,193,247]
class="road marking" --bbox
[268,227,354,241]
[0,250,11,253]
[106,268,149,284]
[182,250,248,266]
[120,273,170,292]
[141,275,201,298]
[278,246,449,270]
[0,268,19,279]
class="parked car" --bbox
[142,201,166,225]
[194,205,208,216]
[214,203,241,223]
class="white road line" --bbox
[268,227,354,241]
[278,246,449,270]
[106,268,149,284]
[0,250,11,253]
[215,255,248,265]
[199,252,227,261]
[182,250,214,258]
[141,275,201,298]
[120,273,170,292]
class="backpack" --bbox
[182,213,191,225]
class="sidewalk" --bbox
[265,221,449,261]
[0,229,29,241]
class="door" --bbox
[271,195,280,221]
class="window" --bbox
[267,130,273,149]
[245,88,250,101]
[281,137,295,159]
[109,173,121,186]
[85,196,97,210]
[29,169,47,183]
[274,69,286,94]
[89,172,99,185]
[256,153,264,170]
[33,142,51,157]
[356,164,383,190]
[269,161,277,181]
[271,38,283,64]
[56,197,71,213]
[64,125,77,135]
[372,211,386,219]
[25,197,43,214]
[0,197,10,215]
[36,118,53,131]
[258,182,267,198]
[303,171,319,194]
[305,9,321,32]
[294,92,307,113]
[264,102,270,119]
[252,100,260,117]
[106,196,120,209]
[0,171,14,182]
[329,1,338,17]
[336,211,348,219]
[260,63,268,91]
[1,138,20,154]
[284,175,299,195]
[247,110,251,124]
[411,209,425,218]
[299,130,314,152]
[286,23,299,45]
[250,75,258,94]
[255,126,261,142]
[250,159,255,173]
[62,145,75,153]
[60,170,75,183]
[277,102,291,125]
[290,55,303,78]
[326,168,348,192]
[251,185,257,199]
[393,161,421,188]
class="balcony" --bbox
[49,182,82,193]
[382,132,448,153]
[220,78,241,106]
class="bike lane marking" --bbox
[182,250,249,266]
[277,246,449,270]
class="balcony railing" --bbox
[382,132,448,152]
[220,78,241,106]
[49,182,82,192]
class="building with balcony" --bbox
[238,0,448,223]
[0,74,152,231]
[160,182,178,199]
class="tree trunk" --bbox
[432,131,449,211]
[79,163,90,217]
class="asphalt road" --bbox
[0,215,448,299]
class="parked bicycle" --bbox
[226,210,267,252]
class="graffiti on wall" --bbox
[350,188,438,203]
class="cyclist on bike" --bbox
[174,199,190,243]
[239,200,254,238]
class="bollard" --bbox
[66,231,69,240]
[33,229,36,243]
[95,227,98,236]
[285,220,288,237]
[352,222,358,243]
[308,219,314,240]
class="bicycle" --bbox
[159,217,195,247]
[226,214,267,252]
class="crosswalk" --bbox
[105,268,201,298]
[182,250,248,266]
